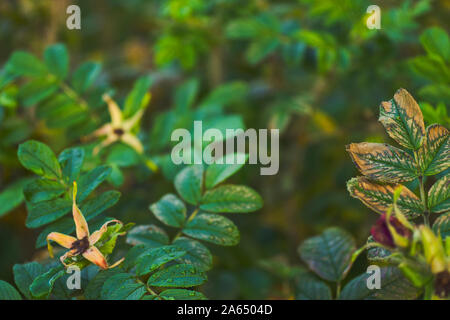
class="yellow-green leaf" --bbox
[428,175,449,213]
[419,124,449,175]
[347,177,423,218]
[379,88,425,150]
[346,142,417,183]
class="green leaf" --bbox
[44,44,69,79]
[13,262,45,299]
[200,185,263,213]
[347,177,423,218]
[147,264,207,288]
[379,88,425,150]
[199,81,248,110]
[58,147,85,183]
[183,213,240,246]
[0,178,34,217]
[35,191,121,248]
[420,27,450,62]
[123,75,153,118]
[122,244,149,271]
[101,273,146,300]
[136,245,186,276]
[76,165,112,202]
[127,225,170,247]
[246,38,280,65]
[26,198,72,228]
[159,289,206,300]
[23,178,65,204]
[71,61,101,93]
[150,194,186,228]
[339,267,419,300]
[432,213,450,238]
[299,227,356,282]
[0,280,22,300]
[173,237,213,272]
[174,78,199,112]
[18,140,62,179]
[30,265,65,299]
[205,153,247,189]
[6,51,47,77]
[84,269,121,300]
[346,142,417,183]
[419,124,449,175]
[18,78,58,107]
[295,272,332,300]
[174,165,204,205]
[428,175,449,213]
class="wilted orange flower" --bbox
[46,182,124,270]
[89,93,147,155]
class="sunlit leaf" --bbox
[419,124,449,175]
[428,175,449,213]
[346,142,417,183]
[432,213,450,239]
[379,88,425,150]
[347,177,423,218]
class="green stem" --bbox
[414,150,429,226]
[336,282,341,299]
[59,81,89,110]
[172,208,199,242]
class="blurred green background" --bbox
[0,0,449,299]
